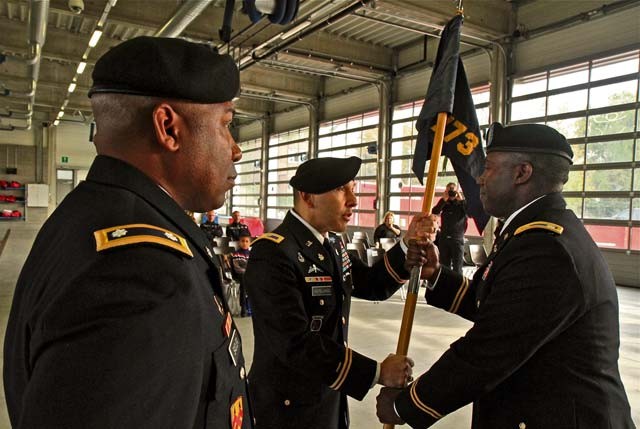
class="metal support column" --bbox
[485,42,509,249]
[308,100,319,159]
[259,115,271,221]
[376,78,392,222]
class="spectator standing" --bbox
[431,182,467,273]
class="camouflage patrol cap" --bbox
[89,36,239,103]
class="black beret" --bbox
[88,36,239,103]
[486,122,573,164]
[290,157,362,194]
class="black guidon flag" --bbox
[412,14,490,233]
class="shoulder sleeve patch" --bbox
[252,232,285,245]
[94,223,193,258]
[514,221,564,236]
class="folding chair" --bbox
[378,237,398,251]
[346,242,366,261]
[366,248,385,267]
[469,244,488,266]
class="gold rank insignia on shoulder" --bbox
[514,221,564,236]
[94,223,193,257]
[252,232,285,244]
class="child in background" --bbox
[231,231,252,316]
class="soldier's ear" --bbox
[299,191,315,208]
[152,103,183,152]
[514,161,534,185]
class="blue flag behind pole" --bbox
[412,14,489,233]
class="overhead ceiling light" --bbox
[76,61,87,74]
[68,83,77,93]
[57,111,64,119]
[53,119,60,126]
[281,21,312,40]
[88,30,103,48]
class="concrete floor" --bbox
[0,221,637,428]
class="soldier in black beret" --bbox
[244,156,436,429]
[377,123,634,428]
[4,37,253,428]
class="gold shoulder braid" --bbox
[252,232,285,245]
[514,221,564,236]
[94,223,193,257]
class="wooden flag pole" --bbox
[383,111,448,429]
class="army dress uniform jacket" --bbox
[4,155,253,429]
[244,212,410,429]
[395,193,634,429]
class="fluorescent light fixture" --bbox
[76,61,87,74]
[281,21,311,40]
[53,119,60,126]
[62,99,69,108]
[88,30,103,48]
[57,111,64,118]
[68,83,77,93]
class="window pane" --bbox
[584,224,629,249]
[510,97,546,121]
[346,130,363,145]
[359,162,377,177]
[547,89,587,115]
[391,139,413,157]
[392,121,415,139]
[564,197,583,217]
[353,211,376,228]
[583,198,629,219]
[267,183,291,194]
[546,117,586,139]
[363,113,379,126]
[571,143,585,165]
[632,198,640,221]
[564,170,584,192]
[472,90,490,104]
[393,103,414,121]
[549,63,589,90]
[634,167,640,191]
[318,136,331,150]
[585,139,634,164]
[512,73,547,97]
[476,107,490,126]
[591,52,639,81]
[585,169,631,191]
[390,159,414,175]
[589,81,638,109]
[347,115,363,129]
[630,227,640,251]
[587,110,635,136]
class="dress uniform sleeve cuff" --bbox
[395,379,442,428]
[383,244,411,283]
[371,362,381,388]
[329,348,377,400]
